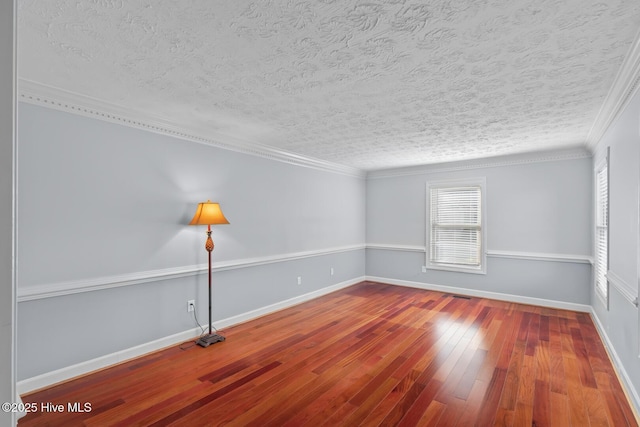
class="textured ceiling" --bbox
[17,0,640,170]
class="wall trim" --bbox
[19,76,608,180]
[590,307,640,417]
[18,79,365,179]
[366,243,426,252]
[365,275,591,313]
[366,244,593,264]
[17,276,364,395]
[17,244,366,302]
[607,270,639,307]
[586,29,640,150]
[367,147,592,179]
[486,250,593,264]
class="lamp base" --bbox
[196,333,226,348]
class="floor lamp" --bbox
[189,200,229,347]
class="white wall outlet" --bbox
[330,267,334,276]
[297,276,302,285]
[421,266,427,273]
[187,300,195,312]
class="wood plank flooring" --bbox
[19,281,638,426]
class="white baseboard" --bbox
[590,308,640,417]
[17,276,364,395]
[17,275,606,397]
[212,276,364,330]
[365,276,592,312]
[17,325,203,396]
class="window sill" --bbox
[425,263,486,275]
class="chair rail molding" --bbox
[366,245,593,264]
[17,244,366,302]
[607,270,639,307]
[486,250,593,264]
[366,243,426,252]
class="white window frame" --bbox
[595,153,609,306]
[426,178,487,274]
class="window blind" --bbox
[595,165,608,300]
[430,186,482,267]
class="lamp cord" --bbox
[179,302,226,351]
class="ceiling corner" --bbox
[586,29,640,149]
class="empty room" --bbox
[2,1,640,426]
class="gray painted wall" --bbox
[366,156,593,304]
[18,104,365,287]
[17,103,366,380]
[591,87,640,407]
[0,1,16,425]
[15,92,639,412]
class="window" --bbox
[427,179,486,273]
[595,157,609,303]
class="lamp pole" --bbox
[206,226,213,337]
[189,200,229,347]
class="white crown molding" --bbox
[587,29,640,150]
[607,270,639,307]
[590,307,640,416]
[16,276,364,394]
[17,79,365,179]
[365,276,591,313]
[16,244,366,302]
[18,76,605,179]
[366,147,592,179]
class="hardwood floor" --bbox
[19,281,638,426]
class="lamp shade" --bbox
[189,200,230,226]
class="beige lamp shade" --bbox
[189,200,230,226]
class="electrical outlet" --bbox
[187,300,195,312]
[297,276,302,285]
[330,267,334,276]
[421,266,427,273]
